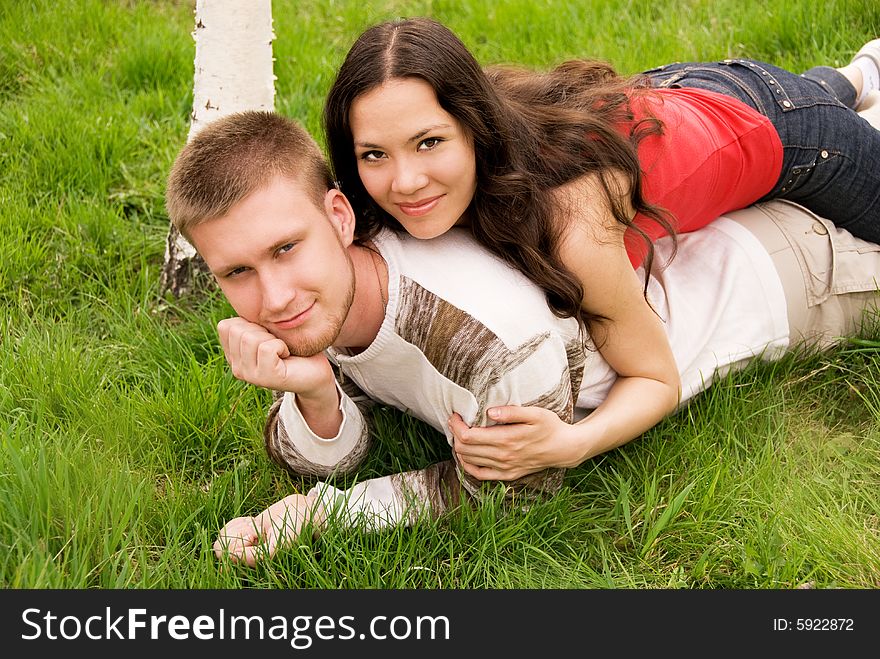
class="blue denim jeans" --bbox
[642,59,880,242]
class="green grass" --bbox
[1,0,878,589]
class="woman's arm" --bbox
[558,172,682,452]
[454,173,681,479]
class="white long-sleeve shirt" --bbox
[265,218,788,530]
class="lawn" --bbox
[1,0,878,589]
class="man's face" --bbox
[188,176,356,357]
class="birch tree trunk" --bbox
[161,0,276,298]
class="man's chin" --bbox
[281,329,339,358]
[286,344,331,358]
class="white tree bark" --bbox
[161,0,276,298]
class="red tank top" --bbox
[623,86,783,267]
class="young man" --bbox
[165,111,880,567]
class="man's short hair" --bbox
[165,111,333,239]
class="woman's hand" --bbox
[449,405,579,481]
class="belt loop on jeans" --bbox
[722,58,795,111]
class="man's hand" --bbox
[217,317,334,396]
[213,493,324,567]
[218,316,343,438]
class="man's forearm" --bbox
[307,459,462,532]
[265,387,372,478]
[295,384,343,438]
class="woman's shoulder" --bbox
[551,170,634,231]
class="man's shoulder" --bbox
[379,226,530,286]
[378,228,581,344]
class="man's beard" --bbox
[283,255,356,357]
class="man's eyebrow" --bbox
[209,261,238,276]
[212,235,301,275]
[354,124,452,149]
[267,235,298,253]
[209,256,245,276]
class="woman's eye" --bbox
[418,137,442,150]
[360,150,385,162]
[278,243,295,255]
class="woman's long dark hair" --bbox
[324,17,673,332]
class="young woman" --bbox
[323,17,880,480]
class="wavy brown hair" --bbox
[324,17,673,330]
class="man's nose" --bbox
[260,274,295,314]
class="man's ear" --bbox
[323,188,357,247]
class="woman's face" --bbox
[350,77,477,239]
